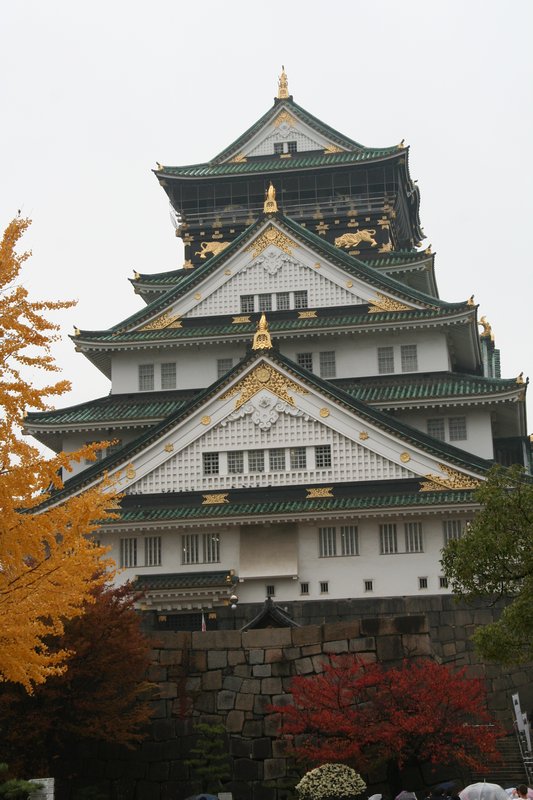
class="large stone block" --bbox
[228,649,246,666]
[153,630,191,649]
[191,629,241,649]
[272,693,293,707]
[349,636,375,653]
[157,682,177,699]
[253,694,273,714]
[195,691,216,713]
[159,649,182,666]
[264,758,286,780]
[235,692,254,711]
[202,669,222,691]
[242,719,263,738]
[241,678,261,694]
[252,737,272,759]
[233,664,252,678]
[208,649,228,669]
[217,689,236,710]
[323,638,348,654]
[189,650,207,671]
[230,737,253,757]
[292,624,322,646]
[261,677,282,695]
[147,664,167,682]
[226,709,245,733]
[248,648,265,664]
[242,628,292,648]
[376,635,403,661]
[271,660,292,677]
[223,675,244,692]
[323,620,360,640]
[311,653,330,673]
[264,647,283,663]
[294,656,313,674]
[252,664,271,677]
[263,712,282,737]
[401,633,432,656]
[281,646,301,661]
[394,615,429,634]
[301,643,322,656]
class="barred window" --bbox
[144,536,161,566]
[297,352,313,371]
[319,527,337,557]
[449,416,467,441]
[217,358,233,378]
[248,450,265,472]
[380,523,398,554]
[269,448,286,471]
[287,141,298,153]
[300,582,309,595]
[427,418,446,441]
[274,142,284,155]
[364,579,374,592]
[290,447,307,469]
[315,445,332,468]
[419,577,428,590]
[377,346,394,374]
[203,533,220,563]
[181,534,199,564]
[227,450,244,474]
[439,575,449,589]
[401,344,418,372]
[258,293,272,312]
[405,522,423,553]
[120,538,137,568]
[276,292,290,310]
[161,362,176,390]
[203,452,219,475]
[340,525,358,556]
[320,581,329,594]
[319,351,336,378]
[294,290,308,309]
[266,584,275,597]
[138,364,154,391]
[240,294,255,313]
[443,519,464,544]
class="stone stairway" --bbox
[469,734,529,788]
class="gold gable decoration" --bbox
[202,493,229,505]
[263,182,278,214]
[306,487,334,499]
[140,312,182,330]
[252,313,273,351]
[277,65,289,99]
[274,110,296,128]
[246,225,298,258]
[221,364,308,409]
[419,464,481,492]
[368,292,411,313]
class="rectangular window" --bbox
[364,579,374,592]
[269,448,286,472]
[300,582,309,595]
[340,525,358,556]
[294,290,308,309]
[203,452,219,475]
[217,358,233,378]
[266,584,275,597]
[287,141,298,153]
[449,416,467,441]
[240,294,255,313]
[319,526,337,557]
[161,362,176,390]
[120,538,137,568]
[274,142,284,155]
[258,293,272,312]
[405,522,423,553]
[203,533,220,563]
[181,534,199,565]
[320,581,329,594]
[290,447,307,469]
[276,292,290,310]
[439,575,449,589]
[138,364,154,391]
[248,449,265,472]
[297,352,313,371]
[377,346,394,374]
[319,351,336,378]
[443,519,463,544]
[427,418,446,441]
[144,536,161,566]
[227,450,244,474]
[419,576,428,590]
[107,439,123,458]
[380,523,398,554]
[315,445,332,468]
[401,344,418,372]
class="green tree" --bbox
[185,722,231,794]
[441,464,533,663]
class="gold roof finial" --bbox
[277,65,289,99]
[467,294,475,306]
[263,182,278,214]
[252,313,273,350]
[517,372,525,385]
[479,315,494,340]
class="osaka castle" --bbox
[26,69,529,627]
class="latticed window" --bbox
[449,416,467,441]
[138,364,154,391]
[258,293,272,312]
[217,358,233,378]
[203,533,220,563]
[319,527,337,557]
[287,141,298,153]
[203,452,219,475]
[319,351,336,378]
[364,579,374,592]
[182,534,199,564]
[320,581,329,594]
[427,418,446,441]
[120,538,137,568]
[300,582,309,595]
[405,522,423,553]
[297,352,313,371]
[419,577,428,590]
[290,447,306,469]
[161,362,176,390]
[269,448,286,471]
[439,575,449,588]
[276,292,290,310]
[443,519,464,544]
[240,294,254,313]
[228,450,244,474]
[380,523,398,554]
[315,445,332,468]
[274,142,284,154]
[340,525,358,556]
[377,346,394,374]
[401,344,418,372]
[266,584,275,597]
[144,536,161,566]
[248,450,264,472]
[294,290,308,309]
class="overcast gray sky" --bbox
[2,0,532,430]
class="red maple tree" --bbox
[272,656,502,782]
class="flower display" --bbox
[296,763,367,800]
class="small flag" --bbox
[201,611,206,632]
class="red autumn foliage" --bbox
[272,656,503,774]
[0,581,155,776]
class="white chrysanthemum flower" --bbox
[296,763,366,800]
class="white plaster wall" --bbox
[395,407,494,459]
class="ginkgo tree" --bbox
[0,217,119,692]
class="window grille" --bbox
[340,525,358,556]
[161,362,176,390]
[320,581,329,594]
[401,344,418,372]
[315,445,332,468]
[449,416,467,441]
[240,294,255,313]
[287,141,298,153]
[120,538,137,568]
[290,447,306,469]
[138,364,154,391]
[258,293,272,312]
[217,358,233,378]
[276,292,290,310]
[274,142,284,154]
[228,450,244,474]
[364,579,374,592]
[181,534,199,564]
[266,584,275,597]
[377,346,394,374]
[203,533,220,563]
[144,536,161,566]
[248,449,265,472]
[297,352,313,371]
[405,522,423,553]
[443,519,463,544]
[294,290,308,309]
[319,527,337,557]
[319,351,336,378]
[439,575,449,588]
[203,452,219,475]
[300,582,309,595]
[269,448,286,471]
[427,418,446,441]
[380,523,398,554]
[419,576,428,590]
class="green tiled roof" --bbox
[133,571,234,590]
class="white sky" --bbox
[2,0,532,430]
